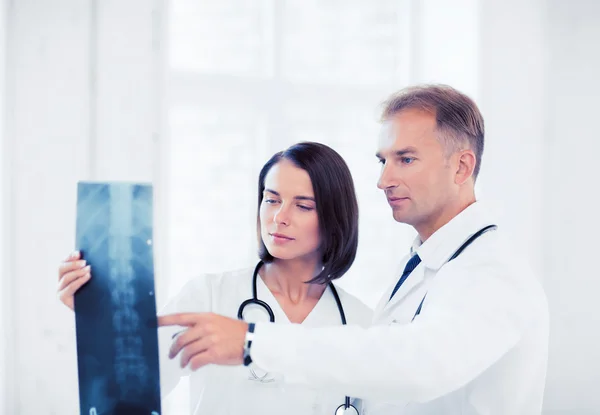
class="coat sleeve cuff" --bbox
[250,322,308,384]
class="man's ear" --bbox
[455,150,476,185]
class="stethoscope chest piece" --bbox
[335,403,359,415]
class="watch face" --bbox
[243,352,253,367]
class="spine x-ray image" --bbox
[74,182,161,415]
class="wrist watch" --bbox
[243,322,255,366]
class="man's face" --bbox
[376,109,459,229]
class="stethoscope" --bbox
[238,261,359,415]
[411,224,498,321]
[235,225,496,414]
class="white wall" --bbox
[2,0,162,412]
[0,0,9,411]
[475,1,600,413]
[5,1,84,412]
[542,1,600,414]
[478,0,547,274]
[7,1,92,412]
[410,0,480,99]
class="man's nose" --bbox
[377,163,397,190]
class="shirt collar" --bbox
[410,201,497,270]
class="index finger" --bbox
[157,312,202,328]
[58,259,87,278]
[64,251,81,261]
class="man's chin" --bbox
[392,211,413,224]
[394,213,410,225]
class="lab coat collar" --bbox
[411,201,496,271]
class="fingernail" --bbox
[78,260,86,267]
[84,265,91,272]
[171,330,185,339]
[71,250,80,258]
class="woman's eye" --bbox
[297,205,314,211]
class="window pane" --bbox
[167,106,266,295]
[169,0,270,76]
[166,0,412,308]
[281,0,403,87]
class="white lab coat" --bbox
[158,266,373,415]
[250,202,550,415]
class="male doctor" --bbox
[159,84,549,414]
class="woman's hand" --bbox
[57,251,91,311]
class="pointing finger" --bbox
[158,312,204,328]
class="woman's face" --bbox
[259,159,321,262]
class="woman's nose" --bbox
[273,204,290,226]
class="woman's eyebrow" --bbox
[265,189,314,201]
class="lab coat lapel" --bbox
[372,261,406,319]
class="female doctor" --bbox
[57,141,372,415]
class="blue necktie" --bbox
[389,254,422,301]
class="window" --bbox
[163,1,414,410]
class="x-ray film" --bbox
[74,182,161,415]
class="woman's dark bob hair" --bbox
[257,141,359,285]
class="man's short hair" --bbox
[381,84,485,179]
